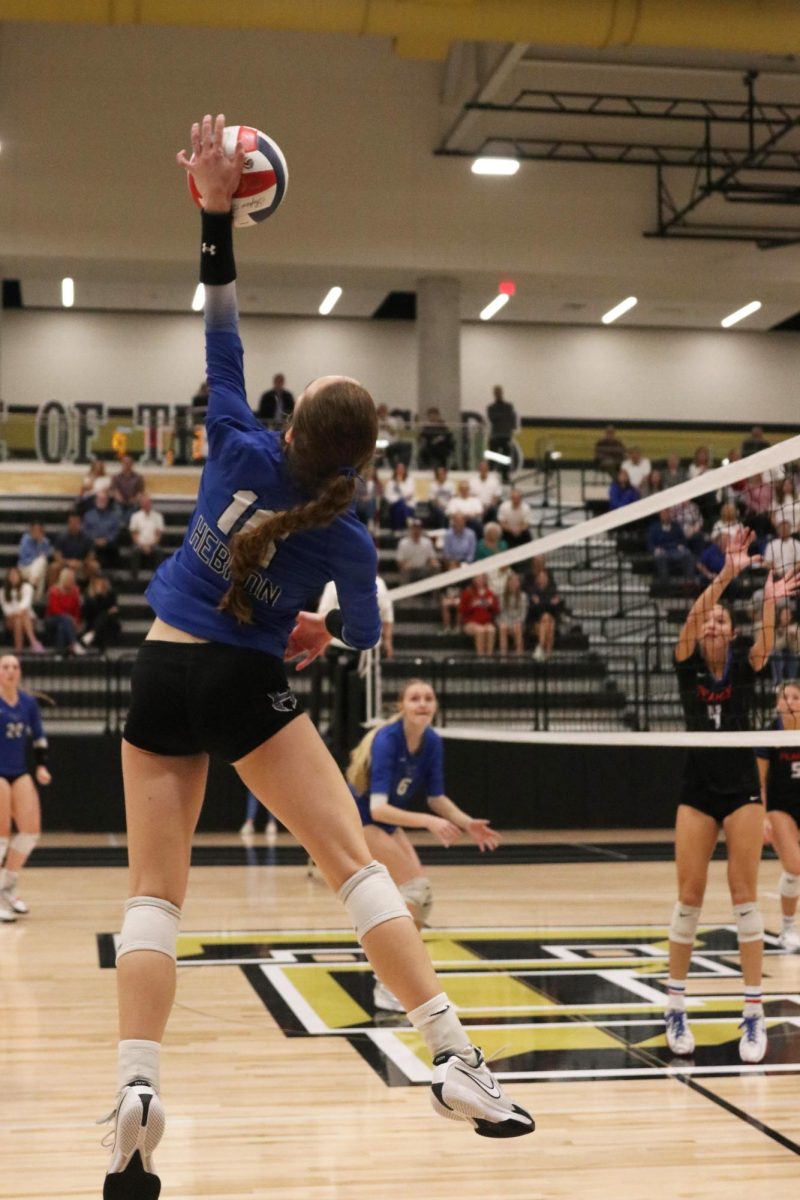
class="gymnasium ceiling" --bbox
[3,3,800,330]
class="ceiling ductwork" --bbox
[3,1,800,60]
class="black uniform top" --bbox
[675,641,760,794]
[755,718,800,812]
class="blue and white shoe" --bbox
[100,1080,164,1199]
[739,1012,767,1064]
[665,1008,695,1056]
[430,1048,534,1138]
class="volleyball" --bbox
[188,125,288,227]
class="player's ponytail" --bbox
[220,378,377,624]
[345,678,432,795]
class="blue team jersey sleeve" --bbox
[203,283,263,456]
[369,723,400,798]
[423,729,445,797]
[329,520,381,650]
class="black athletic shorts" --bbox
[0,771,30,785]
[679,776,762,824]
[124,640,304,763]
[766,797,800,825]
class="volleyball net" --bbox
[373,431,800,748]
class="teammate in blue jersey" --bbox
[664,529,799,1066]
[347,678,501,1011]
[757,680,800,953]
[0,655,50,923]
[101,114,532,1198]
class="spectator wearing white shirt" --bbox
[396,521,439,585]
[317,577,394,660]
[711,502,745,546]
[772,478,800,535]
[129,493,165,580]
[385,462,416,532]
[469,460,502,523]
[1,566,43,653]
[446,479,484,537]
[427,465,454,530]
[620,447,652,492]
[764,522,800,580]
[498,489,533,550]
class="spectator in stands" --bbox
[317,577,394,661]
[78,457,112,512]
[770,604,800,683]
[459,573,499,655]
[375,404,412,469]
[44,567,85,656]
[647,509,695,584]
[353,465,381,531]
[609,468,639,510]
[498,488,533,549]
[385,461,416,532]
[640,467,665,498]
[696,532,727,585]
[80,574,121,652]
[82,490,122,569]
[442,513,477,567]
[1,567,43,653]
[711,501,745,545]
[594,425,626,476]
[741,473,775,542]
[469,459,502,524]
[764,521,800,581]
[526,566,563,662]
[426,465,454,530]
[446,479,484,537]
[190,379,209,410]
[741,425,769,458]
[486,385,517,479]
[688,446,711,479]
[717,448,749,509]
[110,454,146,512]
[772,477,800,535]
[662,453,686,490]
[672,499,705,554]
[256,373,294,423]
[497,569,528,656]
[396,520,439,585]
[17,521,52,603]
[48,511,93,589]
[620,446,652,492]
[129,493,165,580]
[476,521,508,562]
[417,407,454,470]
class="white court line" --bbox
[257,965,331,1035]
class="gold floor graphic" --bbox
[97,924,800,1085]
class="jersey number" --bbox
[217,491,279,567]
[707,704,722,730]
[791,762,800,781]
[5,722,25,739]
[396,777,413,797]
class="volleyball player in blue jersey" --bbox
[0,654,50,922]
[348,678,501,1011]
[101,114,532,1199]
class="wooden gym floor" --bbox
[2,829,800,1199]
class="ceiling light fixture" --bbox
[721,300,761,328]
[601,296,637,325]
[480,293,510,321]
[191,283,205,312]
[61,277,74,308]
[471,157,520,176]
[319,286,342,315]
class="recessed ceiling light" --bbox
[61,277,74,308]
[471,157,520,176]
[721,300,761,328]
[480,293,510,321]
[601,296,637,325]
[191,284,205,312]
[319,286,342,315]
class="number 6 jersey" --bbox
[146,284,381,657]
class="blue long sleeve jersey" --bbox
[146,284,381,656]
[0,690,46,778]
[351,721,445,811]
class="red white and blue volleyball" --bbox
[188,125,288,227]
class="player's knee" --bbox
[780,871,800,899]
[116,895,182,963]
[677,881,705,909]
[399,876,433,924]
[669,901,701,945]
[338,860,412,942]
[733,901,763,944]
[10,831,39,860]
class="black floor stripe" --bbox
[676,1073,800,1157]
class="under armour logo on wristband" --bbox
[201,243,217,256]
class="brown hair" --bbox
[220,378,378,624]
[346,677,435,795]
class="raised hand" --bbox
[724,527,760,578]
[176,113,244,211]
[765,566,800,603]
[465,818,502,852]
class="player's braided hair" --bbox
[220,377,378,624]
[346,678,432,795]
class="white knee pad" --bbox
[780,872,800,899]
[669,902,701,945]
[400,876,434,923]
[338,861,412,942]
[116,896,182,963]
[10,831,39,861]
[733,902,764,944]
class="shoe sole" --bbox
[430,1083,534,1138]
[103,1151,160,1199]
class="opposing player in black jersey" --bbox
[757,680,800,953]
[665,530,798,1064]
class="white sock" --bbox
[407,992,474,1062]
[743,987,762,1020]
[117,1039,161,1094]
[666,978,687,1011]
[782,914,796,931]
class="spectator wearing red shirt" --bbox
[45,567,85,655]
[459,573,499,655]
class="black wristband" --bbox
[34,745,48,769]
[200,210,236,285]
[324,609,345,642]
